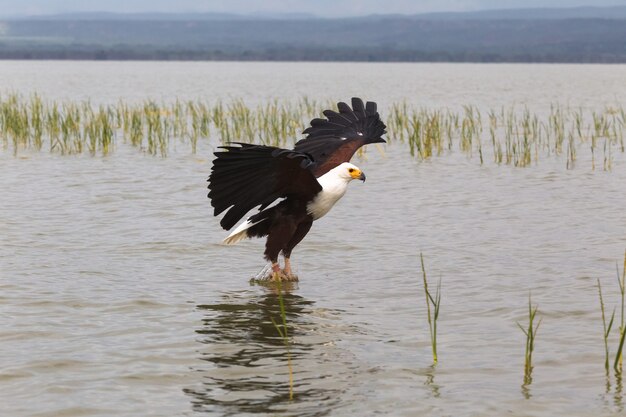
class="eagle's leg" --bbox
[280,220,312,282]
[265,228,291,281]
[283,257,293,276]
[280,257,297,281]
[263,217,303,281]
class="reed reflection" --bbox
[185,286,342,416]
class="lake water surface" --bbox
[1,61,626,417]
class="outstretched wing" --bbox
[294,97,387,176]
[208,143,322,230]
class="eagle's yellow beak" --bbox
[349,168,366,182]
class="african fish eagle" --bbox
[207,97,386,281]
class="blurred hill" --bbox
[1,6,626,62]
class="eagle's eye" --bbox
[348,168,355,173]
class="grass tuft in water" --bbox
[269,279,294,401]
[598,278,617,374]
[420,253,441,365]
[389,102,625,169]
[517,292,542,385]
[614,250,626,373]
[2,92,625,168]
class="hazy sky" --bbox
[1,0,625,17]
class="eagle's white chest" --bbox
[307,175,349,220]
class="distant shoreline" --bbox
[1,53,625,64]
[2,7,626,64]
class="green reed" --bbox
[517,293,542,385]
[615,251,626,373]
[0,93,321,156]
[270,279,294,401]
[2,92,625,168]
[420,253,441,364]
[598,251,626,376]
[391,102,624,169]
[596,252,626,403]
[599,278,617,374]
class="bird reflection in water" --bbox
[184,286,344,416]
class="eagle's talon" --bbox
[281,271,299,282]
[259,269,298,282]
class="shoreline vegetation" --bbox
[1,93,624,169]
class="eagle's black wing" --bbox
[208,143,322,230]
[294,97,387,177]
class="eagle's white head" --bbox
[307,162,366,220]
[331,162,366,182]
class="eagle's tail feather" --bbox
[222,216,269,245]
